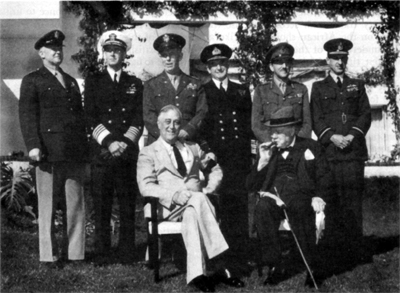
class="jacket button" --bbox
[232,111,236,115]
[221,137,225,140]
[219,120,223,124]
[122,108,125,111]
[221,128,224,132]
[123,120,126,123]
[235,135,239,139]
[234,127,238,130]
[108,120,112,124]
[70,108,73,111]
[176,96,179,99]
[176,103,180,107]
[233,119,237,123]
[109,109,112,112]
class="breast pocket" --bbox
[289,95,303,119]
[345,93,359,115]
[40,87,66,108]
[261,99,278,122]
[321,92,338,114]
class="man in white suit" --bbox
[137,105,244,292]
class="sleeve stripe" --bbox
[352,127,364,135]
[92,124,110,145]
[319,127,331,140]
[124,126,140,143]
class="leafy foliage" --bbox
[64,0,399,157]
[0,163,36,218]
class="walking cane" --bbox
[274,187,319,290]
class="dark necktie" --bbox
[220,82,226,95]
[172,144,187,177]
[279,146,292,154]
[337,77,342,88]
[114,73,118,84]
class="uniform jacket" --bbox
[252,80,311,142]
[310,75,371,161]
[19,66,88,162]
[200,79,254,186]
[246,136,334,203]
[84,70,143,158]
[137,137,223,218]
[143,71,208,144]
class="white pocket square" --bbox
[304,149,315,160]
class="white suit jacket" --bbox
[137,137,223,218]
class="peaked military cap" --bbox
[34,30,65,50]
[266,42,295,64]
[200,43,232,63]
[265,106,301,127]
[153,33,186,53]
[99,30,132,51]
[324,38,353,56]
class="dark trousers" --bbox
[329,160,364,240]
[254,196,316,268]
[91,157,137,257]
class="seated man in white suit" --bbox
[137,105,244,292]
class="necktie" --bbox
[279,146,292,154]
[114,73,118,84]
[172,144,187,177]
[220,82,226,95]
[54,71,66,88]
[171,76,179,90]
[337,77,342,88]
[280,82,286,94]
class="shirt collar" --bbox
[330,71,344,82]
[212,77,228,90]
[107,67,122,82]
[44,64,60,76]
[166,71,182,82]
[160,138,183,152]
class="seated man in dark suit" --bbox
[246,106,334,287]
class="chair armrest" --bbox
[144,196,159,223]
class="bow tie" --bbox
[278,146,293,153]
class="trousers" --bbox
[36,162,86,262]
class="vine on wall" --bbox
[64,0,399,157]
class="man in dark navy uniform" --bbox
[143,33,208,145]
[19,30,89,267]
[252,43,311,143]
[199,43,253,263]
[84,30,143,264]
[310,38,371,254]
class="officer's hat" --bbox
[324,38,353,57]
[265,106,301,128]
[34,30,65,50]
[200,43,232,63]
[153,34,186,53]
[99,30,132,51]
[266,42,295,64]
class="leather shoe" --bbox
[215,268,245,288]
[263,266,286,286]
[190,275,215,292]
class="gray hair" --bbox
[157,104,182,120]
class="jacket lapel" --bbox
[154,138,182,178]
[288,136,305,170]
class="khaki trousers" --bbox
[36,162,86,262]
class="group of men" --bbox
[19,28,371,292]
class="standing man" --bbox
[138,105,244,292]
[199,44,253,260]
[310,38,371,252]
[246,106,334,287]
[143,33,208,145]
[252,43,311,143]
[85,30,143,264]
[19,30,89,267]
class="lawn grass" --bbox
[1,177,399,293]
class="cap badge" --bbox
[338,42,343,51]
[163,34,170,43]
[109,33,117,41]
[54,31,59,39]
[212,47,221,56]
